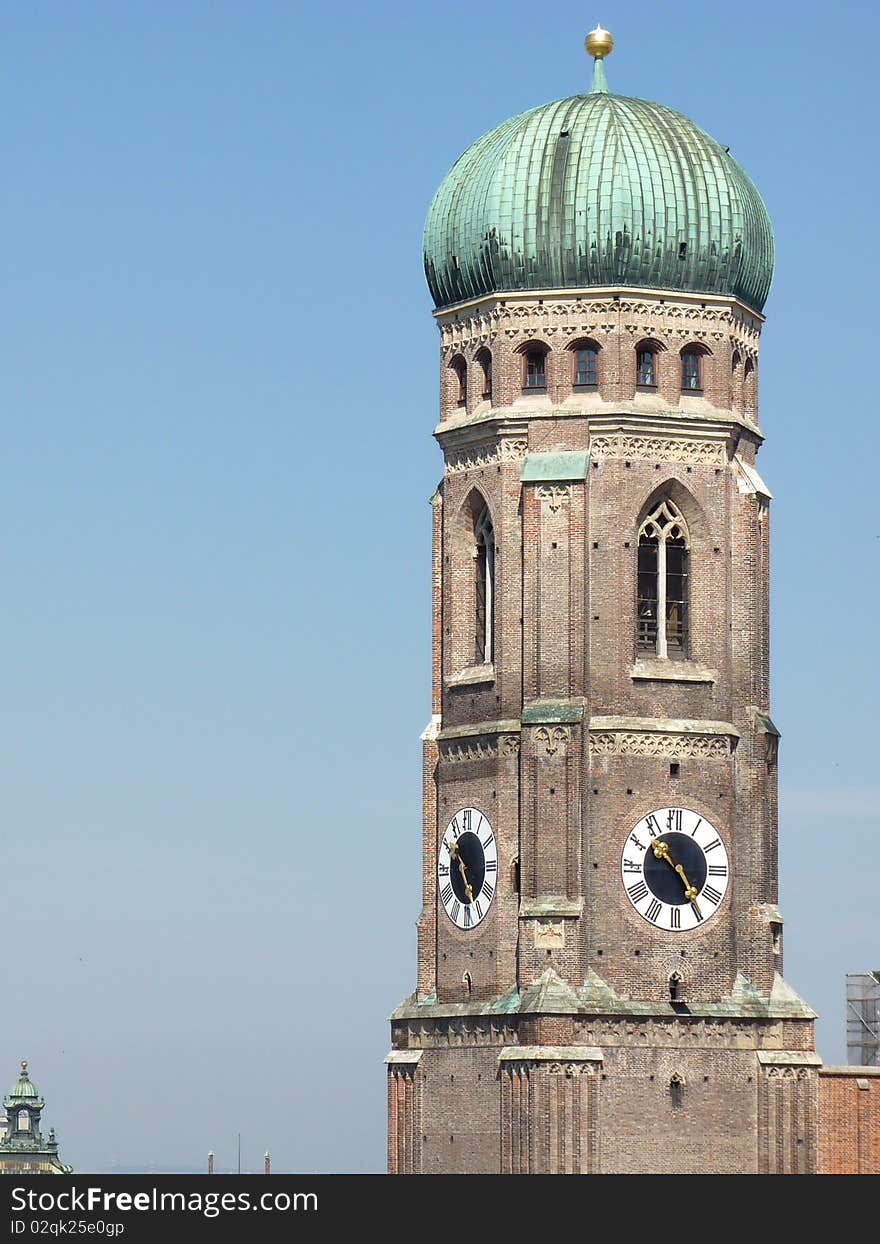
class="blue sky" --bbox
[2,0,877,1173]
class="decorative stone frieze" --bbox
[589,434,726,466]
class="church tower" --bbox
[0,1061,72,1174]
[387,27,820,1175]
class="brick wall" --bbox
[818,1067,880,1173]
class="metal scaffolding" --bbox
[846,971,880,1066]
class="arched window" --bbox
[637,346,657,388]
[17,1109,30,1132]
[522,345,547,391]
[475,348,492,400]
[637,499,689,659]
[681,349,703,391]
[572,341,599,387]
[474,505,495,663]
[450,356,467,406]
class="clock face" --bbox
[438,807,498,930]
[621,807,729,932]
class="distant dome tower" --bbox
[387,28,822,1175]
[0,1061,72,1174]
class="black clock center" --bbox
[643,832,708,904]
[449,832,486,904]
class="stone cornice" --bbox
[435,405,763,449]
[434,285,764,327]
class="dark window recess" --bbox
[678,242,688,259]
[670,1076,684,1108]
[524,348,546,389]
[476,350,492,399]
[681,351,702,391]
[575,347,597,386]
[637,349,656,386]
[637,538,658,652]
[665,539,688,654]
[474,505,495,664]
[452,359,467,404]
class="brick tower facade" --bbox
[387,28,820,1175]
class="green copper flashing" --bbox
[522,702,584,725]
[520,451,590,482]
[589,58,609,94]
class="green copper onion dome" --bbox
[5,1061,42,1104]
[424,28,773,313]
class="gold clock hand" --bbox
[652,841,703,919]
[457,857,475,904]
[450,840,477,900]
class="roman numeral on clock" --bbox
[644,814,661,837]
[481,832,495,849]
[707,864,727,876]
[627,881,649,904]
[463,905,472,928]
[622,858,642,874]
[702,885,723,905]
[485,859,497,872]
[440,883,453,906]
[438,864,450,877]
[670,907,681,930]
[450,900,460,924]
[462,809,472,830]
[691,817,703,836]
[646,898,662,923]
[629,833,646,852]
[667,809,683,832]
[704,837,722,852]
[481,882,495,902]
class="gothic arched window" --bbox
[474,505,495,664]
[637,499,689,659]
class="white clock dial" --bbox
[438,807,498,930]
[621,806,730,932]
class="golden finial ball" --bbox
[585,25,613,58]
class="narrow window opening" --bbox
[17,1109,30,1132]
[678,242,688,259]
[523,347,546,390]
[451,357,467,406]
[771,922,782,956]
[638,498,689,659]
[462,971,472,997]
[574,345,598,387]
[669,1074,684,1109]
[681,350,702,392]
[637,347,657,387]
[474,505,495,664]
[669,972,682,1002]
[476,348,492,401]
[670,762,680,777]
